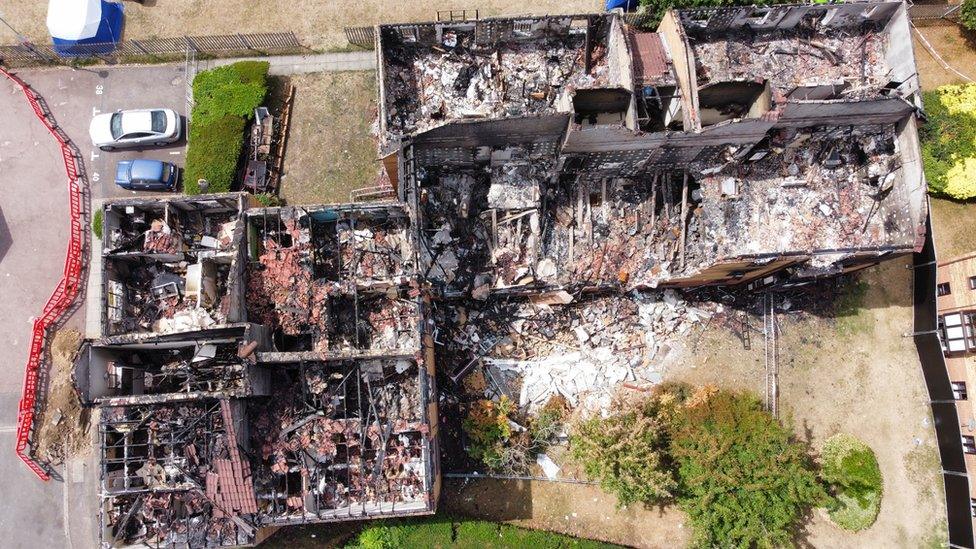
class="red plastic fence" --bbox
[1,66,85,481]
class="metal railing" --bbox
[1,66,88,481]
[0,32,302,66]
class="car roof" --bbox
[128,159,166,181]
[120,111,156,135]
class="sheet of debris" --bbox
[438,291,713,416]
[383,29,611,139]
[691,23,889,97]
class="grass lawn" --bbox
[930,197,976,260]
[263,515,624,548]
[347,516,625,549]
[276,71,380,205]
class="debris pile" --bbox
[248,359,429,519]
[439,291,711,415]
[383,24,612,139]
[695,124,911,260]
[691,25,888,97]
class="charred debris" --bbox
[83,3,931,547]
[91,197,435,548]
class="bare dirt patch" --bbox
[1,1,602,51]
[34,330,91,464]
[913,25,976,90]
[442,477,691,549]
[275,72,380,205]
[667,259,946,548]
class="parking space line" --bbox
[169,151,181,155]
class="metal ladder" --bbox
[763,292,779,417]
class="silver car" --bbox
[89,108,181,150]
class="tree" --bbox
[570,391,680,506]
[962,0,976,32]
[669,389,826,548]
[920,84,976,200]
[636,0,771,29]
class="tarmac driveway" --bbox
[20,63,190,200]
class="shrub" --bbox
[184,115,247,194]
[92,209,103,239]
[963,0,976,32]
[670,389,826,548]
[636,0,771,28]
[184,61,269,194]
[462,396,516,470]
[253,193,285,207]
[571,391,680,506]
[921,84,976,200]
[821,434,883,531]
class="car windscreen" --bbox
[161,164,171,180]
[110,113,123,139]
[151,111,166,133]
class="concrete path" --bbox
[198,50,376,75]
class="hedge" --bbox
[184,61,269,194]
[921,84,976,200]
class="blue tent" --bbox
[605,0,640,11]
[47,0,124,56]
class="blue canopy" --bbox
[605,0,640,11]
[47,0,124,56]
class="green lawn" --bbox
[340,516,624,549]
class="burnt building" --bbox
[90,196,439,547]
[376,2,927,297]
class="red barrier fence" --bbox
[1,66,85,481]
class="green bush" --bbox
[636,0,772,28]
[92,209,103,239]
[571,392,679,507]
[184,61,269,194]
[669,389,827,549]
[348,517,623,548]
[821,434,883,531]
[921,84,976,199]
[184,115,247,194]
[963,0,976,32]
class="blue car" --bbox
[115,159,179,191]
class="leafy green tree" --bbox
[669,389,826,548]
[571,392,680,506]
[963,0,976,32]
[921,84,976,200]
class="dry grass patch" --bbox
[277,72,379,205]
[930,197,976,260]
[1,1,602,51]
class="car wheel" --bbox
[100,146,115,151]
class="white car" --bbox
[89,108,181,150]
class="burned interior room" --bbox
[99,400,257,547]
[378,13,628,146]
[246,357,434,523]
[245,205,420,354]
[101,195,248,337]
[79,334,270,405]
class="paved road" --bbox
[0,71,83,549]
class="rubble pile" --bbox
[143,220,181,254]
[338,218,413,285]
[100,401,258,546]
[248,360,428,518]
[420,172,492,293]
[542,175,707,289]
[692,25,888,96]
[439,291,710,415]
[696,124,909,259]
[384,31,610,138]
[103,492,250,547]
